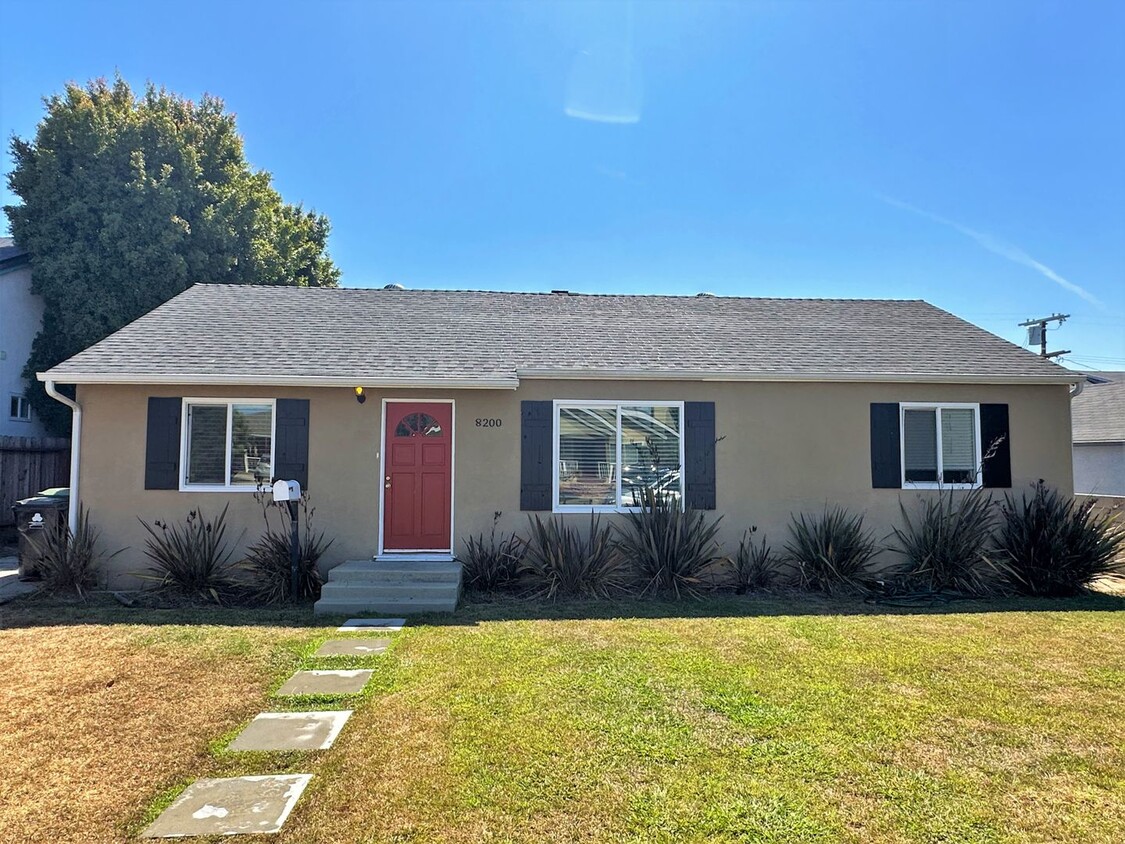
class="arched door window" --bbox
[395,412,443,437]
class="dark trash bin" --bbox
[10,490,69,579]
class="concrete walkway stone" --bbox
[275,669,373,696]
[337,617,405,632]
[0,557,39,605]
[141,774,311,837]
[228,711,353,752]
[314,638,391,657]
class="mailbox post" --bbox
[271,479,302,600]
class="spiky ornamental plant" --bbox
[138,505,239,603]
[616,487,725,598]
[239,491,333,604]
[995,482,1125,596]
[34,507,121,598]
[891,487,1010,596]
[784,506,881,595]
[727,526,780,594]
[460,512,525,592]
[520,513,632,600]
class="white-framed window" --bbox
[900,402,982,489]
[180,398,276,492]
[9,394,32,422]
[553,400,684,512]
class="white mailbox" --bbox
[271,479,302,502]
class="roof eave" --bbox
[516,368,1083,385]
[0,255,31,273]
[40,368,1082,388]
[37,372,521,390]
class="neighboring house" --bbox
[1072,372,1125,497]
[38,285,1081,610]
[0,237,48,438]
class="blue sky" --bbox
[2,0,1122,367]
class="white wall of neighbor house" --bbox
[1073,443,1125,497]
[74,379,1073,588]
[0,263,48,438]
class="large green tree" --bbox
[6,76,340,434]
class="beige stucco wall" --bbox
[75,380,1074,588]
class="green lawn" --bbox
[3,593,1124,842]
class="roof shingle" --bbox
[1072,373,1125,443]
[41,284,1079,386]
[0,236,28,268]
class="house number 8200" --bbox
[475,418,502,428]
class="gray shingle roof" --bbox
[41,284,1079,387]
[1072,373,1125,443]
[0,236,29,268]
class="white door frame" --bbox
[377,398,456,556]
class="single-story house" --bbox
[1071,372,1125,497]
[39,284,1081,611]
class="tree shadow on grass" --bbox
[2,588,1123,631]
[0,594,326,630]
[421,589,1125,626]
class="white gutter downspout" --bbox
[1070,380,1084,398]
[43,380,80,533]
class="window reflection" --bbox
[395,412,443,437]
[557,404,682,508]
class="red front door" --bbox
[383,402,453,551]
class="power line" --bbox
[1066,354,1125,363]
[1061,357,1106,371]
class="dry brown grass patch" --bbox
[0,612,309,844]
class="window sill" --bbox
[178,485,264,493]
[553,504,685,514]
[902,481,982,491]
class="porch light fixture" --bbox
[354,386,366,404]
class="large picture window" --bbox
[901,403,981,488]
[554,401,684,510]
[181,399,275,491]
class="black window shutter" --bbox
[870,403,902,488]
[145,397,182,490]
[520,401,552,510]
[684,401,717,510]
[980,403,1011,488]
[274,398,310,489]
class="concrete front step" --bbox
[313,557,462,616]
[364,559,458,571]
[327,560,461,584]
[319,582,459,601]
[313,599,456,615]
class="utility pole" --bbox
[1018,313,1070,359]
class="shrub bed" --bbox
[784,506,881,595]
[239,493,332,604]
[891,487,1008,596]
[453,484,1125,602]
[996,481,1125,596]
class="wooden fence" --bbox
[0,436,70,527]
